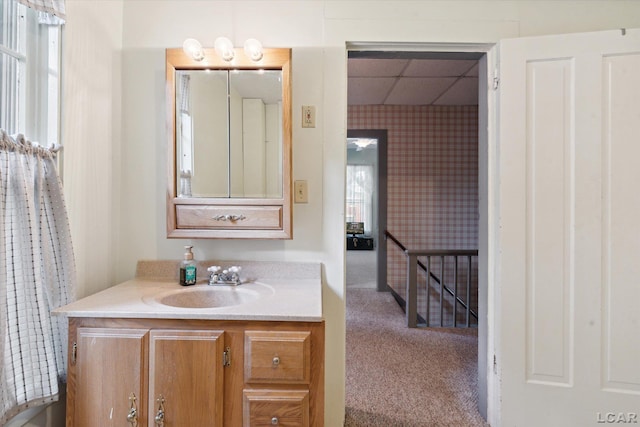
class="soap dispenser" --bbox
[180,245,197,286]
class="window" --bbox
[0,0,61,145]
[346,164,374,235]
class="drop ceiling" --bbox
[348,53,480,106]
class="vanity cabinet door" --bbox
[148,329,225,427]
[69,327,149,427]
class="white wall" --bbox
[59,2,640,427]
[63,0,123,298]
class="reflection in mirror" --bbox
[175,69,283,199]
[229,70,283,198]
[176,70,228,197]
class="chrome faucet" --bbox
[207,265,242,286]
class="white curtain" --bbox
[346,164,374,235]
[0,130,76,424]
[16,0,65,20]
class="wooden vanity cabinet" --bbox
[65,318,324,427]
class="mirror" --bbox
[175,69,283,198]
[166,47,292,239]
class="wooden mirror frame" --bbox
[166,47,292,239]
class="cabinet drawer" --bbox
[243,390,309,427]
[176,205,282,229]
[244,331,311,384]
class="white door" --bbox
[496,29,640,426]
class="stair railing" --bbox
[385,231,479,328]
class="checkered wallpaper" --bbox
[348,105,479,325]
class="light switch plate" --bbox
[302,105,316,128]
[294,180,308,203]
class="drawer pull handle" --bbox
[71,342,77,365]
[213,214,246,222]
[271,417,279,425]
[154,395,165,426]
[272,356,280,366]
[127,393,138,426]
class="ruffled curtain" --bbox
[0,130,76,424]
[16,0,65,20]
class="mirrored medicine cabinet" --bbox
[166,47,292,239]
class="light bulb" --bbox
[243,38,263,62]
[214,37,235,62]
[182,38,204,61]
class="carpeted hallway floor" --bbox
[345,288,488,427]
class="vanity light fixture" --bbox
[181,37,265,63]
[243,38,263,62]
[182,38,204,61]
[214,36,235,62]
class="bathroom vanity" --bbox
[55,261,324,427]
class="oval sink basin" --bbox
[157,286,260,309]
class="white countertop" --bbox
[53,261,323,322]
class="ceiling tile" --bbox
[348,58,409,77]
[403,59,477,77]
[384,77,457,105]
[433,77,478,105]
[348,58,480,106]
[348,77,397,105]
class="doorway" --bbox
[344,47,490,424]
[345,129,387,292]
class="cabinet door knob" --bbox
[271,416,279,425]
[272,356,280,366]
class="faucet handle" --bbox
[207,265,242,285]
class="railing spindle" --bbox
[440,256,444,327]
[426,256,431,327]
[466,255,472,327]
[453,256,458,328]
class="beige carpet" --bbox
[345,288,488,427]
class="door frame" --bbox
[346,41,499,425]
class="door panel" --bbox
[148,329,225,427]
[524,58,574,386]
[602,52,640,393]
[497,29,640,426]
[73,328,148,426]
